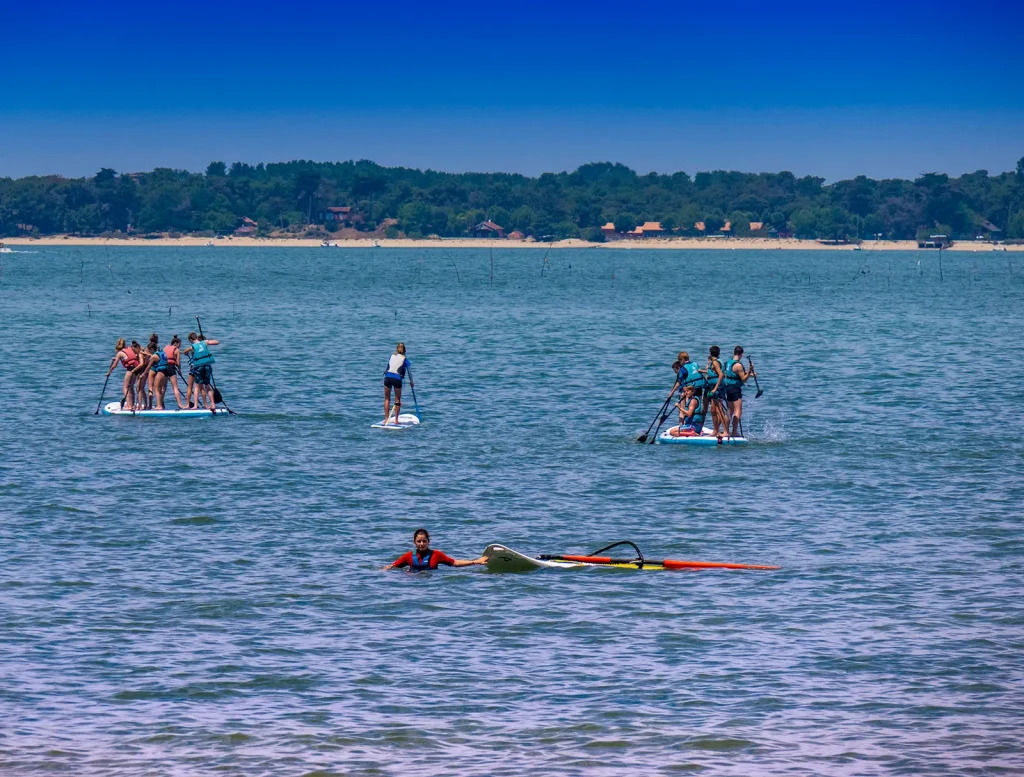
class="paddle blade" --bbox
[213,388,223,403]
[755,389,764,398]
[636,433,649,443]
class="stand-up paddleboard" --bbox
[370,413,421,430]
[484,542,778,573]
[657,425,748,445]
[102,402,229,417]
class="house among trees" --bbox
[600,221,619,239]
[508,230,526,240]
[473,220,505,238]
[234,216,258,236]
[749,221,766,235]
[321,206,354,226]
[639,221,665,237]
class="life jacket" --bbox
[706,358,723,387]
[191,340,215,367]
[680,361,705,388]
[163,345,178,367]
[120,348,139,370]
[384,353,407,380]
[724,358,742,386]
[155,350,168,371]
[409,550,435,570]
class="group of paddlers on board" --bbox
[639,344,761,443]
[104,330,220,411]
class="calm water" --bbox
[1,246,1022,776]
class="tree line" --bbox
[2,157,1023,241]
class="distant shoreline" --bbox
[3,236,1019,251]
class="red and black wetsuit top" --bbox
[392,549,456,570]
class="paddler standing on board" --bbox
[382,342,413,425]
[181,331,220,410]
[704,345,730,439]
[723,345,756,438]
[384,528,487,571]
[105,338,140,409]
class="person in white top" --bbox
[382,342,413,424]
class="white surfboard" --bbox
[102,401,229,417]
[657,425,748,445]
[483,544,581,572]
[370,413,421,430]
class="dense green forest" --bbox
[2,157,1023,241]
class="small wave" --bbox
[686,736,757,752]
[170,515,219,526]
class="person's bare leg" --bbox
[393,385,403,422]
[170,374,186,409]
[122,372,134,409]
[383,386,392,424]
[730,398,743,437]
[154,373,166,410]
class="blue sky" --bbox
[2,0,1021,180]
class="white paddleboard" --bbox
[657,425,748,445]
[102,401,229,417]
[370,413,421,430]
[483,544,580,572]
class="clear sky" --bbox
[2,0,1021,181]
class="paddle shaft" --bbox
[94,373,111,414]
[542,554,779,571]
[406,363,421,417]
[638,391,674,442]
[747,356,763,397]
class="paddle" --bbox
[648,394,677,444]
[211,377,234,415]
[747,356,764,398]
[637,391,675,443]
[94,373,111,414]
[406,363,421,419]
[197,315,234,415]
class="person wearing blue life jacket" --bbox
[181,331,221,410]
[142,331,172,409]
[704,345,730,439]
[666,351,707,435]
[151,335,186,411]
[723,345,756,438]
[382,342,414,425]
[669,383,704,437]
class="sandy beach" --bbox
[3,236,1019,251]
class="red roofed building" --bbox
[473,220,505,238]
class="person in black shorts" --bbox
[704,345,729,438]
[723,345,756,438]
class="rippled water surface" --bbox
[1,246,1022,775]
